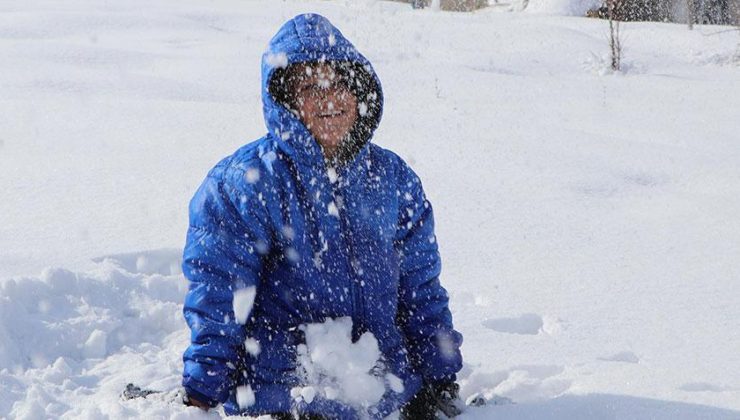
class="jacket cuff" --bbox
[184,385,220,408]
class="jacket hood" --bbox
[261,14,384,168]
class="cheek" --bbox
[342,112,357,128]
[297,103,316,122]
[341,91,357,107]
[298,100,313,114]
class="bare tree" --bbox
[687,0,695,30]
[608,0,623,71]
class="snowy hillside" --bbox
[1,0,739,418]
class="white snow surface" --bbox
[524,0,601,16]
[1,0,740,418]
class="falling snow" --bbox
[294,317,387,409]
[265,52,289,69]
[1,0,739,419]
[233,286,257,325]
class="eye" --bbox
[297,85,322,97]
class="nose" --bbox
[320,88,344,113]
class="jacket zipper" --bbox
[327,168,365,334]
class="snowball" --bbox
[233,286,257,324]
[436,330,458,360]
[245,167,260,184]
[244,337,261,357]
[281,225,295,240]
[260,150,277,174]
[326,167,338,184]
[296,317,385,409]
[324,386,339,400]
[327,201,339,217]
[386,373,404,394]
[301,386,316,404]
[285,247,299,263]
[236,385,255,409]
[255,239,269,255]
[265,52,288,68]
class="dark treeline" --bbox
[587,0,737,24]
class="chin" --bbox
[318,134,341,145]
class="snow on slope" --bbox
[525,0,601,16]
[1,0,740,418]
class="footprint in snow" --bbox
[459,364,569,407]
[482,313,543,335]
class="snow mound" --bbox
[93,248,183,276]
[0,262,204,418]
[0,263,186,370]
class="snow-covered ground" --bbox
[1,0,739,418]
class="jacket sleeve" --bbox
[181,169,271,405]
[395,164,463,384]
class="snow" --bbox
[327,166,339,183]
[0,260,202,418]
[265,52,289,69]
[1,0,740,418]
[481,313,545,335]
[232,286,257,325]
[386,373,405,394]
[525,0,601,16]
[300,386,317,404]
[82,329,109,359]
[245,167,261,184]
[294,317,387,409]
[244,337,261,358]
[327,201,340,217]
[236,385,256,409]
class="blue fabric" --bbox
[182,13,462,419]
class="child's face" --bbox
[293,63,358,158]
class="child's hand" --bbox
[432,381,464,418]
[401,381,463,418]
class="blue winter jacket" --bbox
[182,13,463,418]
